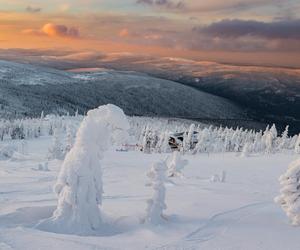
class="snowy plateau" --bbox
[0,109,300,250]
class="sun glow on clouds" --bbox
[22,23,79,38]
[0,0,299,67]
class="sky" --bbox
[0,0,300,67]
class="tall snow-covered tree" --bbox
[275,158,300,226]
[37,104,129,235]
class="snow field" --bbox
[0,135,299,249]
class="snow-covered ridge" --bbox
[0,60,248,122]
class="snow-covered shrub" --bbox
[144,161,168,225]
[37,104,129,235]
[210,171,226,183]
[166,151,188,177]
[38,162,49,171]
[275,159,300,226]
[0,145,17,160]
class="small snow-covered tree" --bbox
[142,126,151,153]
[295,134,300,154]
[37,104,129,235]
[156,130,170,153]
[64,125,75,155]
[145,161,168,225]
[48,128,64,160]
[277,126,289,152]
[264,131,275,154]
[194,128,210,153]
[167,151,188,177]
[183,124,195,152]
[275,158,300,226]
[241,142,251,157]
[270,124,278,138]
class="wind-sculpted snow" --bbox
[0,60,247,121]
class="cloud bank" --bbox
[196,19,300,39]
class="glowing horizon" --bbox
[0,0,299,67]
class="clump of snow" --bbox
[275,158,300,226]
[0,145,17,160]
[37,104,129,235]
[210,171,227,183]
[38,162,49,172]
[144,161,168,225]
[166,151,188,178]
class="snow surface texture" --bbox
[0,136,300,249]
[275,158,300,225]
[1,115,300,249]
[37,104,130,235]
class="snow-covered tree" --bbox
[183,124,195,152]
[295,134,300,154]
[270,124,278,138]
[37,104,129,235]
[277,126,289,151]
[241,143,251,157]
[156,130,170,153]
[144,161,168,225]
[275,158,300,226]
[194,128,211,153]
[48,128,64,160]
[142,126,151,153]
[264,131,275,154]
[64,125,75,155]
[167,151,188,177]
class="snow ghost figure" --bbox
[275,159,300,226]
[145,161,168,225]
[37,104,129,235]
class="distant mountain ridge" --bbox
[0,51,299,133]
[0,60,249,124]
